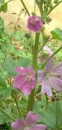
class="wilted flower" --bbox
[13,67,36,95]
[11,111,46,130]
[27,15,43,32]
[37,58,62,96]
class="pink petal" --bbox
[30,124,47,130]
[41,79,52,96]
[13,75,25,88]
[51,62,62,75]
[19,82,35,95]
[37,70,44,83]
[26,111,39,125]
[49,76,62,91]
[11,119,24,130]
[14,67,24,73]
[45,58,54,72]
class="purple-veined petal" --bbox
[49,76,62,91]
[37,70,44,83]
[26,111,39,125]
[19,81,35,95]
[41,79,52,96]
[30,124,47,130]
[11,119,24,130]
[13,74,25,88]
[45,58,54,72]
[50,62,62,75]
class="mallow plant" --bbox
[0,0,62,130]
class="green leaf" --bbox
[0,76,11,97]
[2,57,31,76]
[1,2,7,12]
[0,108,11,125]
[0,76,7,88]
[51,28,62,40]
[2,57,17,76]
[40,101,62,129]
[16,58,31,67]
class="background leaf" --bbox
[40,101,62,129]
[51,28,62,40]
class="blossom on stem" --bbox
[11,111,47,130]
[37,58,62,96]
[27,15,43,32]
[38,46,53,63]
[13,67,36,95]
[43,46,53,55]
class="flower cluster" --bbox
[11,111,46,130]
[13,58,62,96]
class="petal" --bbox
[30,124,47,130]
[37,70,44,83]
[41,79,52,96]
[26,111,39,125]
[51,62,62,75]
[45,58,54,71]
[14,67,24,73]
[49,76,62,91]
[13,74,25,88]
[11,119,24,130]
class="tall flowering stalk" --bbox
[26,15,43,112]
[10,1,62,130]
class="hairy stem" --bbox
[12,93,21,118]
[27,32,40,112]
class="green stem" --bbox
[20,0,30,16]
[42,45,62,68]
[47,1,62,15]
[27,32,40,112]
[0,107,15,121]
[12,93,21,118]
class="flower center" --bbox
[44,71,50,79]
[24,127,30,130]
[25,74,31,81]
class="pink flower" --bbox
[13,67,36,95]
[37,58,62,96]
[27,15,43,32]
[11,111,46,130]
